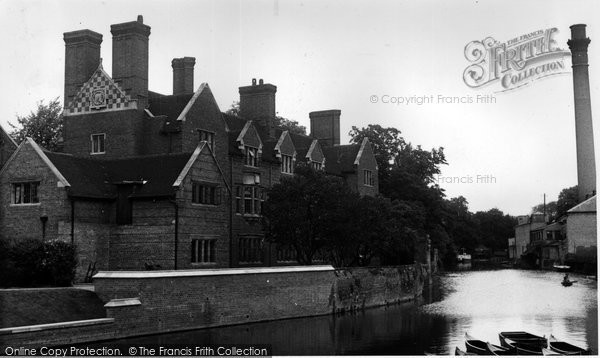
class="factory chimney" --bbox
[568,24,596,201]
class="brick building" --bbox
[566,196,597,266]
[0,16,379,278]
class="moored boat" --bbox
[499,331,547,348]
[542,347,561,356]
[548,334,590,355]
[486,342,516,356]
[464,333,513,355]
[455,347,476,356]
[502,338,544,355]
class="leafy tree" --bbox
[225,101,306,135]
[275,116,307,135]
[349,124,405,188]
[473,208,516,252]
[349,124,446,196]
[444,196,479,252]
[262,165,401,267]
[556,185,579,218]
[530,186,580,222]
[225,101,241,117]
[349,124,450,264]
[531,201,557,221]
[378,199,425,265]
[262,165,357,265]
[10,98,63,151]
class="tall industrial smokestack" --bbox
[568,24,596,201]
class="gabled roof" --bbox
[176,83,215,122]
[322,144,360,175]
[355,138,370,165]
[568,195,597,214]
[235,121,264,153]
[0,124,18,148]
[305,139,324,163]
[148,93,194,121]
[64,62,136,116]
[44,151,192,199]
[0,138,70,187]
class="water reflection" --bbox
[422,270,597,354]
[97,269,597,355]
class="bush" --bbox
[0,239,77,288]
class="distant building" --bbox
[525,219,567,269]
[565,195,597,270]
[514,214,546,260]
[507,237,516,260]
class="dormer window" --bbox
[245,146,258,167]
[91,133,105,154]
[198,130,215,151]
[281,155,294,174]
[311,161,323,170]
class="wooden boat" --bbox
[486,342,516,356]
[455,347,476,356]
[548,334,589,355]
[464,333,513,355]
[542,347,561,356]
[499,331,547,348]
[503,338,544,355]
[562,280,577,287]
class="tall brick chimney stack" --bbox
[568,24,596,201]
[111,15,151,108]
[239,78,277,138]
[309,110,341,147]
[63,30,102,107]
[172,57,196,95]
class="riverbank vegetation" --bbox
[264,124,517,268]
[0,239,77,288]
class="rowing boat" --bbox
[499,331,546,349]
[455,347,476,356]
[503,338,544,355]
[542,347,561,356]
[486,342,516,356]
[464,333,513,355]
[548,335,590,355]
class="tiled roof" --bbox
[568,195,597,213]
[322,145,360,175]
[148,93,194,121]
[45,151,192,199]
[222,113,362,172]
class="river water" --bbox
[100,269,597,355]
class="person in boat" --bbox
[563,274,570,284]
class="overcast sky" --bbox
[0,0,598,216]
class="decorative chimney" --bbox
[239,78,277,137]
[568,24,596,201]
[63,30,102,107]
[172,57,195,95]
[309,110,341,147]
[111,15,151,108]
